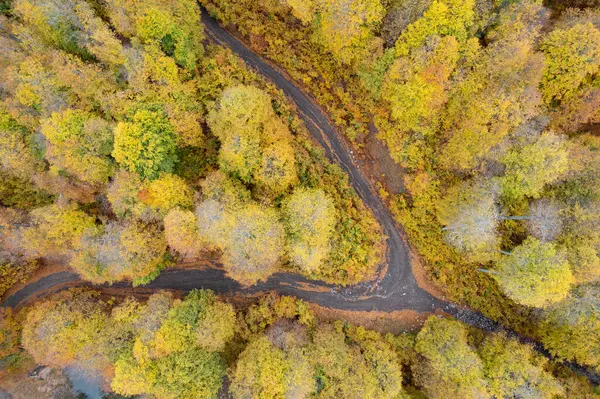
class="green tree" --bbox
[496,237,573,307]
[112,107,178,181]
[413,317,489,398]
[502,132,569,201]
[282,187,337,273]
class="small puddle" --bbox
[64,367,102,399]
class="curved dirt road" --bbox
[4,9,445,314]
[3,8,600,384]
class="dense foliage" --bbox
[2,0,600,393]
[0,0,383,288]
[199,0,600,373]
[3,289,593,398]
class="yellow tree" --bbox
[13,0,91,59]
[540,285,600,370]
[230,336,289,399]
[223,204,285,285]
[413,317,489,398]
[501,132,569,201]
[70,221,166,285]
[439,1,546,171]
[106,170,144,218]
[254,140,297,195]
[21,290,108,368]
[208,85,295,185]
[0,308,20,359]
[14,0,126,66]
[283,188,337,273]
[139,173,193,215]
[381,35,459,167]
[479,333,564,398]
[21,202,97,258]
[281,0,315,24]
[164,208,204,259]
[309,324,399,398]
[436,180,501,262]
[201,170,251,209]
[111,290,229,398]
[541,23,600,105]
[13,54,70,118]
[0,109,44,180]
[153,290,235,355]
[313,0,384,65]
[394,0,475,57]
[41,109,115,185]
[103,0,205,72]
[495,237,573,308]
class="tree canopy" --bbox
[113,107,178,181]
[496,237,573,307]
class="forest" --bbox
[1,289,597,398]
[2,0,600,397]
[200,0,600,382]
[0,0,383,290]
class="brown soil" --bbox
[309,302,434,333]
[406,240,448,302]
[363,120,406,195]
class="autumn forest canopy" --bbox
[2,0,600,397]
[0,0,383,289]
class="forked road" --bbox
[4,9,448,315]
[3,8,599,384]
